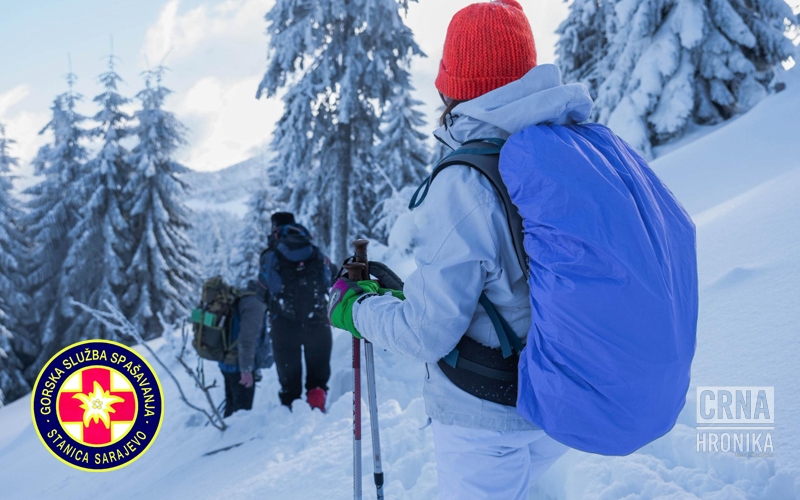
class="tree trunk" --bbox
[331,122,352,264]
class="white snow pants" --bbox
[432,421,568,500]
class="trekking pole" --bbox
[343,261,367,500]
[352,240,385,500]
[363,337,384,499]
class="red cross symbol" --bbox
[58,367,137,445]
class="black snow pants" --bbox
[270,315,332,407]
[222,371,256,417]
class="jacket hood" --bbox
[434,64,593,149]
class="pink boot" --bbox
[307,388,327,413]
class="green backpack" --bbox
[191,277,254,364]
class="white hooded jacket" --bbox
[354,65,593,430]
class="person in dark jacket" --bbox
[218,280,268,417]
[259,212,334,412]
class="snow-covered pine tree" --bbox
[257,0,423,262]
[555,0,617,101]
[22,72,90,376]
[62,52,133,344]
[230,177,276,287]
[0,124,31,404]
[373,82,430,243]
[260,84,317,232]
[189,208,242,283]
[558,0,798,156]
[207,226,232,281]
[123,66,199,338]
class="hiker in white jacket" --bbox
[329,2,592,499]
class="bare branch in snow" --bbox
[71,299,227,431]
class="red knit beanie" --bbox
[435,0,537,101]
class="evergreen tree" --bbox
[558,0,798,156]
[23,72,89,375]
[123,66,199,338]
[0,124,31,404]
[373,82,430,242]
[230,177,276,287]
[190,209,241,283]
[257,0,423,262]
[63,53,133,343]
[206,225,232,282]
[555,0,617,101]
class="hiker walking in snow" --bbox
[191,277,271,418]
[258,212,335,412]
[330,4,570,496]
[329,1,698,499]
[217,279,269,417]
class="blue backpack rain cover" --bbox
[500,124,698,456]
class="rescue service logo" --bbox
[31,340,164,471]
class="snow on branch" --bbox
[70,299,228,431]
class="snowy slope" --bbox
[2,69,799,499]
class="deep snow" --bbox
[2,66,799,499]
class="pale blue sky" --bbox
[0,0,570,173]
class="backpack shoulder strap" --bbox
[409,139,527,360]
[410,139,528,279]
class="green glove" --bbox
[368,261,405,300]
[379,288,405,300]
[328,278,380,338]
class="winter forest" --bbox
[0,0,797,408]
[1,0,800,498]
[0,0,800,442]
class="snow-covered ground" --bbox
[2,68,799,499]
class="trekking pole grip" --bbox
[353,239,369,278]
[344,262,366,281]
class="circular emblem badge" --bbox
[31,340,164,471]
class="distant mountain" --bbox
[184,152,270,218]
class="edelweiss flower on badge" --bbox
[58,367,137,446]
[72,381,125,428]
